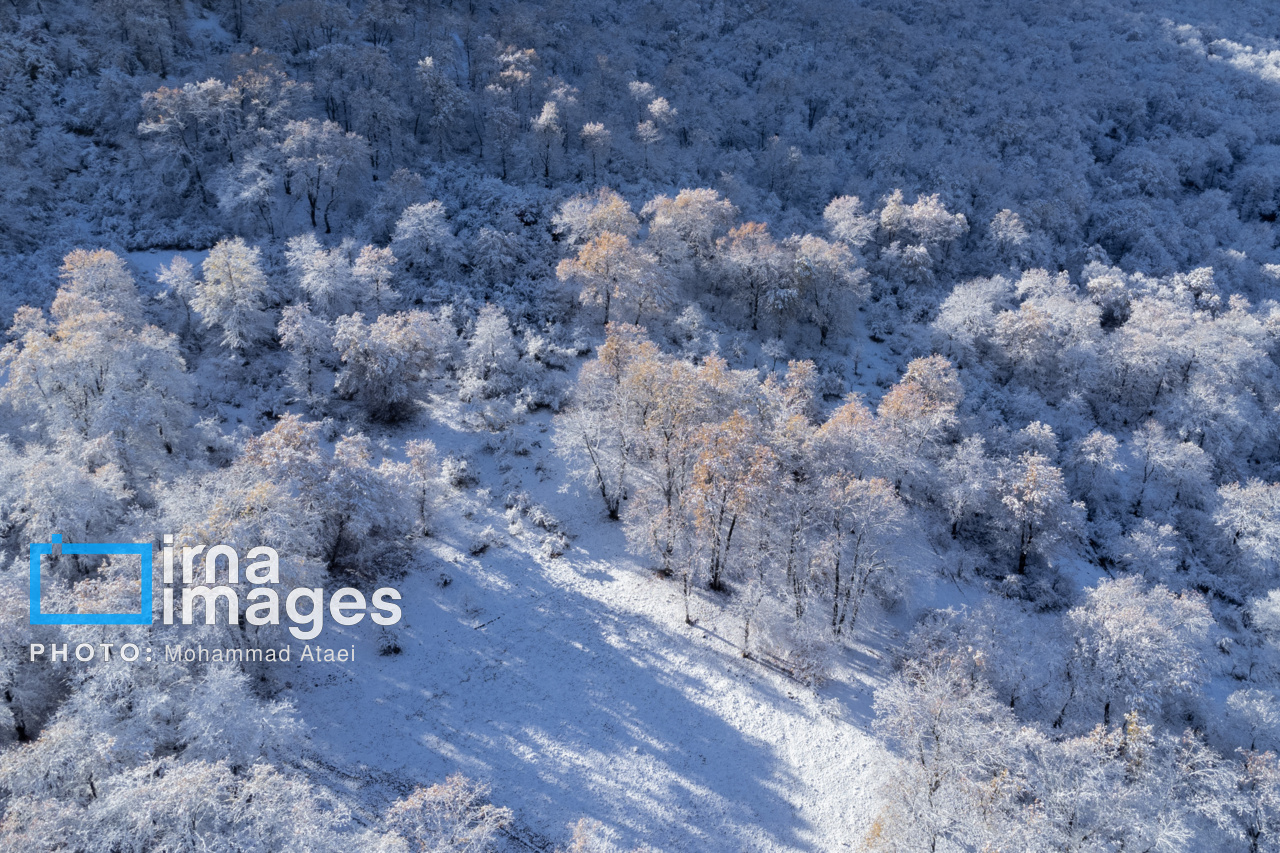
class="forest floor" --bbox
[283,402,899,853]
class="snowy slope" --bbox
[285,404,892,852]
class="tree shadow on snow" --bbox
[303,532,818,852]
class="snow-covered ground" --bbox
[287,405,893,852]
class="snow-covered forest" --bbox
[1,0,1280,848]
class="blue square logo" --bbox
[30,535,153,625]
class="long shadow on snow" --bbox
[322,535,815,852]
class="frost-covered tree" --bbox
[823,196,876,251]
[998,452,1080,575]
[277,303,334,405]
[392,201,460,275]
[879,190,969,257]
[56,249,144,328]
[215,415,408,576]
[989,270,1103,397]
[402,438,441,533]
[813,394,892,481]
[286,233,358,317]
[941,435,996,540]
[1069,429,1126,517]
[620,358,712,579]
[1121,520,1184,586]
[876,355,963,463]
[557,232,669,325]
[157,255,201,342]
[931,275,1015,367]
[352,245,399,314]
[176,667,302,770]
[580,123,612,182]
[559,818,649,853]
[0,440,131,549]
[1217,480,1280,585]
[1033,715,1236,853]
[416,56,466,158]
[1228,689,1280,753]
[553,188,638,245]
[687,413,776,591]
[281,118,369,233]
[333,311,449,422]
[818,474,906,635]
[989,208,1040,268]
[1067,577,1212,727]
[26,759,355,852]
[555,324,660,520]
[461,304,519,401]
[1131,420,1213,518]
[1237,748,1280,853]
[790,234,868,344]
[714,223,793,330]
[876,190,968,285]
[869,650,1028,853]
[138,79,242,205]
[641,189,737,279]
[320,433,411,573]
[1,278,190,477]
[195,238,273,351]
[531,101,563,184]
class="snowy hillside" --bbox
[278,399,897,851]
[1,0,1280,850]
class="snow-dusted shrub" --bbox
[558,817,650,853]
[384,774,511,853]
[525,503,564,535]
[441,453,476,489]
[468,526,503,556]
